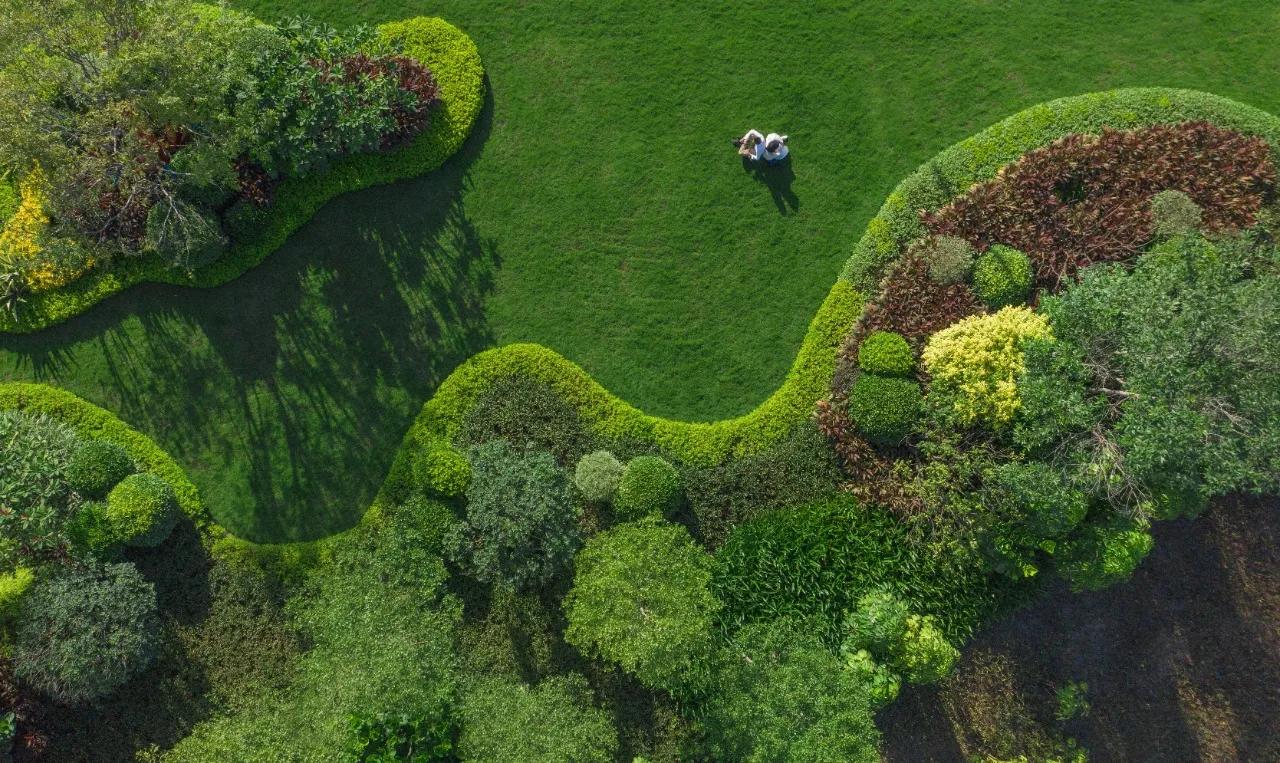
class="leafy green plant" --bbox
[841,589,959,685]
[921,235,976,284]
[12,562,160,704]
[1055,516,1154,592]
[564,519,720,693]
[846,374,922,446]
[842,649,901,709]
[0,409,82,566]
[857,330,914,376]
[347,709,455,762]
[414,446,471,498]
[447,441,580,591]
[1150,190,1202,237]
[105,473,180,548]
[65,440,135,500]
[574,449,624,503]
[1055,681,1090,721]
[457,675,618,763]
[614,455,682,520]
[972,245,1033,308]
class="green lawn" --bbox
[4,0,1279,542]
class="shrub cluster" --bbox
[105,472,181,548]
[414,445,471,498]
[573,450,624,503]
[971,245,1032,308]
[614,455,682,520]
[458,675,618,763]
[857,330,914,376]
[842,590,959,686]
[924,122,1274,287]
[65,440,135,499]
[846,374,922,447]
[0,409,83,566]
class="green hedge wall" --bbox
[842,87,1280,292]
[1,15,485,334]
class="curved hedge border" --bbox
[844,88,1280,292]
[0,15,485,334]
[0,382,209,531]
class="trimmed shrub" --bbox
[846,374,922,446]
[105,473,181,548]
[460,375,600,466]
[564,519,720,693]
[922,306,1052,428]
[65,440,135,499]
[1056,517,1154,592]
[857,330,914,377]
[414,445,471,498]
[458,674,618,763]
[574,450,624,503]
[1150,189,1203,237]
[12,562,160,704]
[447,441,580,591]
[68,500,120,557]
[922,235,976,284]
[704,618,880,763]
[972,245,1033,308]
[614,455,682,520]
[0,566,33,636]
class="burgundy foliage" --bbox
[923,121,1275,288]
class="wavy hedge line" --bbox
[0,15,486,335]
[843,87,1280,292]
[0,382,209,531]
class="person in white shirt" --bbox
[734,129,766,161]
[763,133,789,163]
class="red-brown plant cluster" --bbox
[234,159,277,207]
[320,53,441,149]
[923,121,1275,288]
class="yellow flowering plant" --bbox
[0,164,91,292]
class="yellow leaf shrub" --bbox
[922,306,1052,427]
[0,164,91,292]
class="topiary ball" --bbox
[105,473,180,548]
[858,331,914,377]
[847,374,922,447]
[1150,189,1202,238]
[615,456,682,520]
[921,235,975,285]
[65,440,135,499]
[575,450,624,503]
[415,446,472,498]
[972,244,1033,308]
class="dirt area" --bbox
[879,493,1280,763]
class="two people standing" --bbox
[734,129,789,164]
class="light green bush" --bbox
[614,455,681,520]
[1055,517,1154,592]
[65,440,135,499]
[1150,189,1202,237]
[414,445,471,498]
[972,245,1033,308]
[857,331,914,377]
[574,450,624,503]
[458,674,618,763]
[105,473,181,548]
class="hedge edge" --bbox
[0,14,486,335]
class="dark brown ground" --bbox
[879,494,1280,763]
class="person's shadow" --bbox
[743,156,800,215]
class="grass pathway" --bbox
[4,0,1279,541]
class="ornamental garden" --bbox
[1,2,1279,762]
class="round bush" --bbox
[857,331,914,377]
[414,445,471,498]
[921,235,975,285]
[846,374,922,447]
[574,450,624,503]
[12,562,159,704]
[105,473,180,548]
[614,455,682,520]
[65,440,135,499]
[1150,189,1202,237]
[972,244,1033,308]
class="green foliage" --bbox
[972,245,1033,308]
[65,440,135,499]
[0,566,34,641]
[0,409,82,566]
[1150,190,1202,237]
[841,589,959,685]
[12,562,159,704]
[413,445,471,498]
[1055,516,1154,592]
[714,496,1011,645]
[461,375,600,465]
[847,373,922,446]
[347,709,455,762]
[574,449,624,503]
[105,473,180,548]
[857,330,914,376]
[0,174,18,225]
[922,235,977,284]
[458,675,618,763]
[703,618,880,763]
[842,590,910,656]
[615,455,682,520]
[897,613,959,683]
[564,519,720,693]
[979,461,1088,579]
[842,649,901,709]
[448,441,580,590]
[1055,681,1091,721]
[143,201,228,272]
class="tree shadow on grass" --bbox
[0,85,499,542]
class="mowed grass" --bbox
[4,0,1280,541]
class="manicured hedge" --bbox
[0,15,485,334]
[842,88,1280,293]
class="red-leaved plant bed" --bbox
[923,121,1275,288]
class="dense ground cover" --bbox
[6,1,1280,540]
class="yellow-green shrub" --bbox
[922,307,1052,427]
